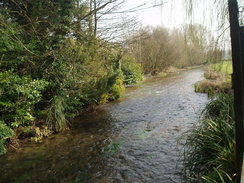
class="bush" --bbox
[98,77,125,104]
[0,122,14,155]
[121,55,142,85]
[0,70,48,127]
[107,77,125,101]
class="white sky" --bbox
[124,0,220,30]
[124,0,191,28]
[123,0,232,50]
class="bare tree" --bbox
[126,26,189,75]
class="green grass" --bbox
[212,61,233,76]
[182,93,236,182]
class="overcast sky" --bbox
[124,0,223,31]
[124,0,185,28]
[124,0,204,28]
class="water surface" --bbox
[0,68,208,183]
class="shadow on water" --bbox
[0,68,208,183]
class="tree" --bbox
[183,24,209,65]
[0,0,144,134]
[125,25,210,75]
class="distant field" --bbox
[212,61,233,75]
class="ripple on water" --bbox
[0,69,208,183]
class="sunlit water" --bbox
[0,68,208,183]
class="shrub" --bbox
[121,55,142,85]
[98,77,125,104]
[107,77,125,101]
[0,70,48,127]
[0,122,14,155]
[194,80,216,96]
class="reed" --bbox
[44,95,69,132]
[183,93,236,182]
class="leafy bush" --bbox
[0,70,48,127]
[107,77,125,101]
[121,55,142,85]
[0,122,14,155]
[98,77,125,105]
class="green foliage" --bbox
[203,93,234,120]
[0,0,140,136]
[121,55,142,85]
[183,93,236,182]
[63,96,84,118]
[44,95,69,132]
[107,77,125,101]
[86,75,125,105]
[0,70,48,127]
[0,122,14,155]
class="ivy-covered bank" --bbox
[0,0,143,155]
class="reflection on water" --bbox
[0,68,208,183]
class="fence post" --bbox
[228,0,244,182]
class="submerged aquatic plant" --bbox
[182,93,236,182]
[102,139,126,156]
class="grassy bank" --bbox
[183,61,236,182]
[194,61,233,96]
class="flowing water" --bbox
[0,68,208,183]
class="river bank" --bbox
[6,66,200,148]
[182,62,236,182]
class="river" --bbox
[0,68,208,183]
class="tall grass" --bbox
[44,95,69,132]
[183,93,236,182]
